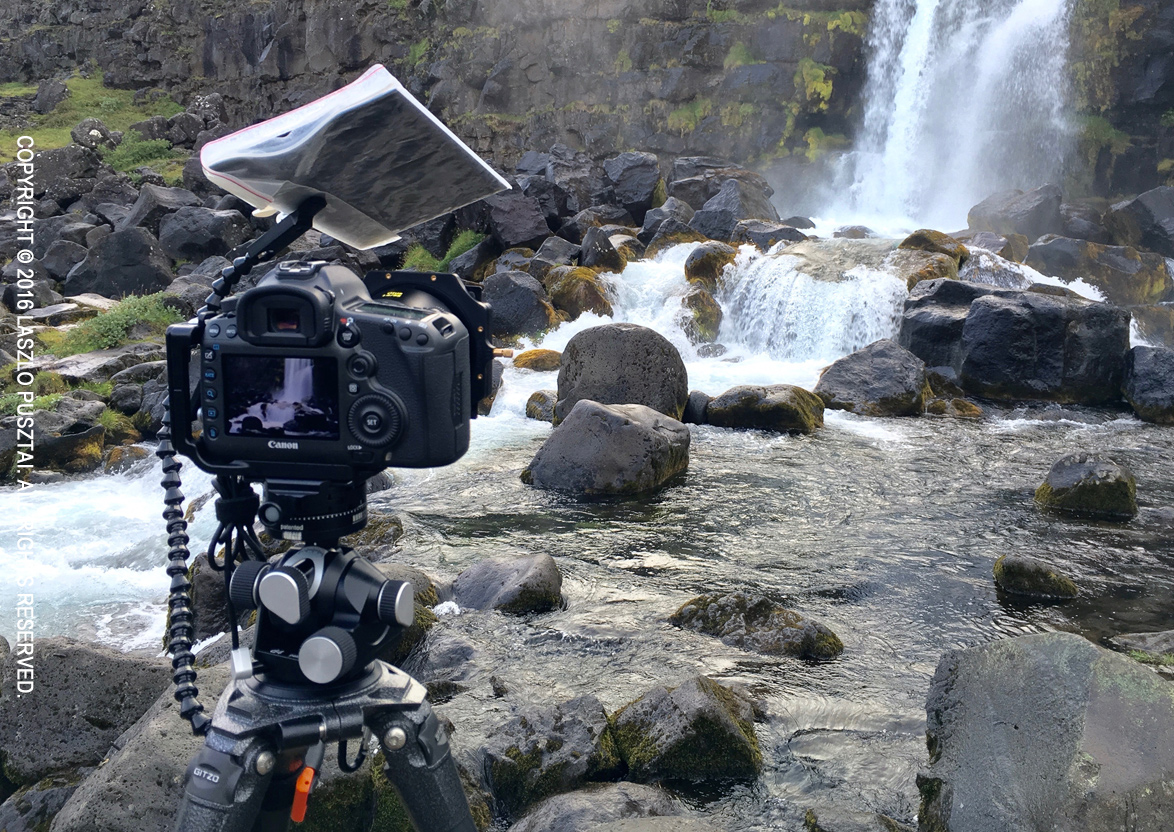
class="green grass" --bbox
[0,392,63,416]
[723,42,760,70]
[99,129,185,184]
[43,293,183,357]
[1129,650,1174,667]
[408,39,431,67]
[0,73,183,164]
[401,230,487,273]
[667,97,713,134]
[0,82,38,98]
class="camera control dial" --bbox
[347,394,403,447]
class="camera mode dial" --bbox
[347,394,403,447]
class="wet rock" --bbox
[603,151,663,224]
[639,197,695,244]
[594,820,723,832]
[612,675,761,783]
[707,384,824,434]
[688,179,781,242]
[400,629,477,699]
[49,665,229,832]
[967,184,1064,243]
[525,390,557,422]
[0,638,170,785]
[514,349,561,371]
[814,339,930,417]
[924,398,983,418]
[548,266,613,319]
[682,390,711,425]
[1024,235,1172,306]
[157,207,252,262]
[508,782,680,832]
[730,219,807,251]
[1061,202,1112,245]
[959,230,1029,262]
[1124,345,1174,424]
[683,241,736,292]
[957,248,1033,289]
[883,249,958,291]
[898,229,969,264]
[1104,185,1174,258]
[1131,305,1174,348]
[452,553,562,614]
[670,592,843,659]
[0,772,88,832]
[116,184,202,236]
[29,409,106,474]
[478,358,506,416]
[557,206,635,246]
[486,192,553,251]
[495,248,534,275]
[482,694,621,816]
[186,553,231,641]
[103,445,150,474]
[1106,629,1174,666]
[993,554,1078,599]
[803,807,913,832]
[1035,452,1138,520]
[483,271,558,338]
[898,280,995,370]
[64,227,174,298]
[555,323,689,422]
[680,285,721,344]
[834,225,875,239]
[579,225,627,273]
[522,401,689,496]
[918,632,1174,832]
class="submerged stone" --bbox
[992,554,1078,599]
[1034,452,1138,520]
[670,592,843,659]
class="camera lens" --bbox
[268,308,301,333]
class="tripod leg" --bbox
[373,705,478,832]
[174,738,275,832]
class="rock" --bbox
[28,342,165,385]
[993,554,1078,599]
[707,384,824,434]
[487,192,553,251]
[495,248,535,275]
[2,281,60,313]
[803,807,913,832]
[104,445,151,474]
[603,151,663,224]
[117,184,203,236]
[1061,202,1112,244]
[557,206,635,246]
[525,390,557,422]
[515,349,561,371]
[186,553,231,641]
[814,339,930,417]
[555,324,689,423]
[478,358,506,416]
[34,146,103,205]
[579,226,627,272]
[957,248,1033,289]
[64,227,174,298]
[960,230,1029,262]
[452,553,562,614]
[522,401,689,496]
[181,156,215,197]
[730,219,807,251]
[546,144,612,215]
[516,150,551,176]
[70,117,117,151]
[644,220,709,260]
[507,783,680,832]
[833,225,875,239]
[1024,235,1173,306]
[680,285,721,343]
[594,820,722,832]
[33,79,67,114]
[0,771,87,832]
[127,115,170,141]
[883,249,959,291]
[24,302,97,327]
[548,266,613,319]
[0,638,170,785]
[682,390,711,425]
[400,629,477,699]
[483,271,558,338]
[688,179,781,242]
[157,207,252,262]
[897,229,969,265]
[966,184,1064,243]
[1132,305,1174,348]
[528,236,580,283]
[520,176,571,228]
[166,111,204,147]
[918,632,1174,832]
[670,592,843,659]
[612,676,761,783]
[1106,629,1174,664]
[1124,346,1174,423]
[449,236,501,281]
[28,411,105,474]
[683,242,737,292]
[898,279,996,370]
[1103,186,1174,258]
[49,666,228,832]
[40,240,89,282]
[1035,452,1138,520]
[639,197,695,244]
[924,397,983,418]
[482,694,621,816]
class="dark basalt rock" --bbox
[918,633,1174,832]
[688,178,781,243]
[483,271,558,338]
[993,554,1078,599]
[64,227,174,299]
[522,400,690,496]
[40,240,88,282]
[557,206,636,246]
[730,219,807,251]
[1060,202,1112,245]
[158,207,252,262]
[814,339,930,417]
[70,117,117,151]
[1024,235,1173,306]
[603,151,663,225]
[639,197,695,244]
[508,783,681,832]
[34,145,104,205]
[116,184,202,236]
[1035,452,1138,520]
[644,219,708,259]
[1123,345,1174,424]
[525,389,557,422]
[680,284,721,343]
[682,390,711,425]
[966,184,1064,243]
[707,384,824,434]
[448,235,501,281]
[555,323,689,422]
[1104,186,1174,258]
[683,242,736,292]
[528,234,580,283]
[400,629,477,699]
[578,226,627,273]
[77,173,139,212]
[548,266,612,319]
[671,592,843,659]
[451,553,562,614]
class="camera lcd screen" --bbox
[357,302,433,320]
[222,355,340,440]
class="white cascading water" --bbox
[835,0,1075,230]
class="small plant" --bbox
[402,245,443,272]
[723,42,758,71]
[100,129,182,174]
[48,293,184,357]
[667,98,713,134]
[400,231,488,273]
[408,38,431,68]
[1161,109,1174,128]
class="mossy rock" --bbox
[301,763,374,832]
[993,554,1078,599]
[549,267,614,319]
[684,242,737,292]
[1034,452,1138,520]
[514,349,562,371]
[884,249,958,291]
[103,444,150,473]
[707,384,824,434]
[610,675,762,783]
[377,601,438,667]
[898,229,970,266]
[525,389,557,423]
[681,285,722,343]
[925,397,983,418]
[345,511,405,553]
[670,592,843,659]
[36,424,105,473]
[645,227,709,260]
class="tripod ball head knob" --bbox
[376,581,415,628]
[259,567,312,625]
[299,625,357,684]
[229,561,271,611]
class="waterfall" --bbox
[835,0,1075,229]
[280,358,314,403]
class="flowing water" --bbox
[831,0,1076,230]
[2,244,1173,829]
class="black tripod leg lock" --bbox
[174,742,273,832]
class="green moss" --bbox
[614,49,633,73]
[795,58,835,112]
[705,2,753,24]
[1076,114,1131,169]
[47,293,183,356]
[370,753,414,832]
[802,127,849,162]
[1128,650,1174,668]
[408,38,431,68]
[720,102,758,129]
[723,42,759,71]
[993,554,1078,599]
[1069,0,1144,114]
[301,769,373,832]
[1162,110,1174,128]
[606,18,623,34]
[667,97,713,134]
[490,744,570,814]
[1034,476,1138,520]
[650,178,667,209]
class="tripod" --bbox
[171,476,477,832]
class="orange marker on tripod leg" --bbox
[291,766,315,823]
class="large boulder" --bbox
[451,553,563,614]
[64,227,174,298]
[555,324,689,423]
[730,219,807,251]
[548,267,613,319]
[611,676,761,783]
[1035,452,1138,520]
[957,247,1033,289]
[157,207,252,262]
[917,632,1174,832]
[1124,345,1174,423]
[706,385,824,434]
[883,249,959,291]
[1103,186,1174,258]
[481,694,621,817]
[1024,235,1173,306]
[0,638,170,785]
[579,226,627,273]
[116,184,202,236]
[483,271,558,338]
[603,151,663,224]
[522,400,690,496]
[486,191,551,251]
[670,592,843,659]
[966,184,1064,242]
[507,782,680,832]
[683,242,737,292]
[639,197,695,244]
[898,229,969,265]
[897,280,997,370]
[688,179,781,242]
[34,146,103,205]
[813,339,930,417]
